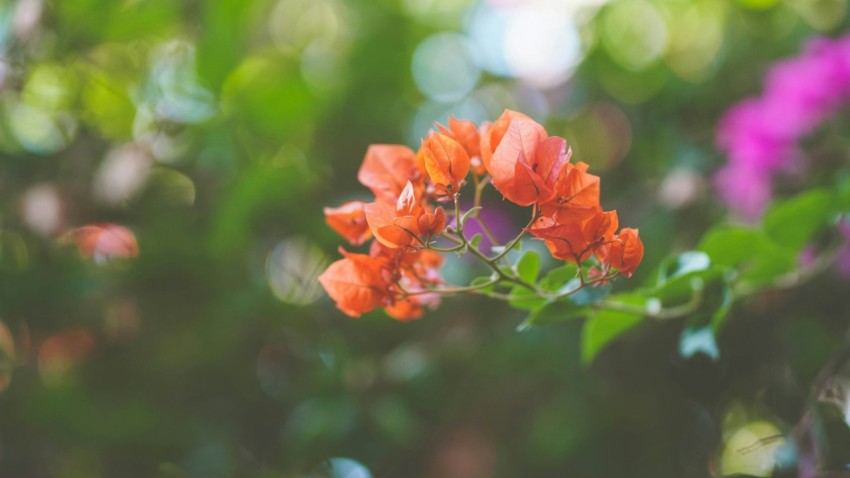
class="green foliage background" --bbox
[1,0,849,476]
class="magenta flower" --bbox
[715,34,850,219]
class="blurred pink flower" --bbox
[66,223,139,262]
[715,35,850,219]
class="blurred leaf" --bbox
[763,189,834,250]
[221,54,320,141]
[582,308,644,364]
[698,226,796,287]
[657,251,711,285]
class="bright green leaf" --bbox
[540,263,579,293]
[582,309,644,364]
[515,250,541,283]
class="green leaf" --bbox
[763,189,834,250]
[540,263,578,292]
[469,275,496,294]
[652,268,722,306]
[699,226,770,267]
[698,226,796,287]
[657,251,711,285]
[515,250,541,283]
[582,309,644,364]
[508,286,548,311]
[517,300,588,330]
[469,233,483,248]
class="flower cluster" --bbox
[716,34,850,219]
[319,110,643,320]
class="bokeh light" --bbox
[266,236,328,306]
[412,33,481,102]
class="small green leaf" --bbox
[582,309,644,364]
[540,263,578,292]
[469,233,483,248]
[460,207,482,228]
[515,250,541,283]
[763,189,834,250]
[469,275,495,294]
[508,285,548,311]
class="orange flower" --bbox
[539,162,600,219]
[530,209,618,263]
[480,109,532,172]
[487,115,570,206]
[318,249,391,318]
[324,201,372,246]
[596,228,644,277]
[364,181,445,248]
[437,117,484,175]
[420,133,470,200]
[357,145,423,203]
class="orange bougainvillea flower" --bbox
[365,181,445,248]
[437,117,485,176]
[539,161,600,219]
[357,145,423,203]
[480,109,532,172]
[530,209,618,263]
[420,133,470,200]
[324,201,372,246]
[596,228,644,277]
[487,115,570,206]
[320,109,642,321]
[317,248,391,318]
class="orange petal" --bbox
[489,116,547,206]
[597,228,644,277]
[481,109,533,172]
[385,297,424,321]
[365,202,419,248]
[422,133,470,195]
[324,201,372,246]
[357,145,419,203]
[318,253,389,317]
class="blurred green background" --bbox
[1,0,850,476]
